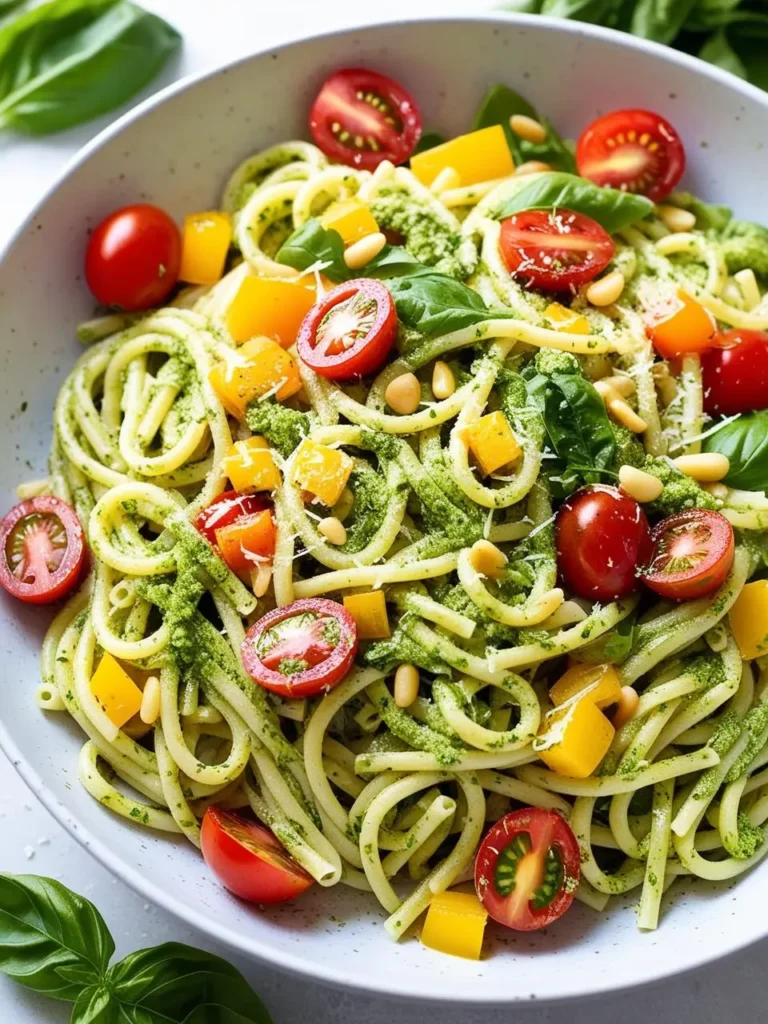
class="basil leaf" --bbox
[71,984,117,1022]
[703,411,768,491]
[631,0,700,44]
[0,874,113,1002]
[385,272,508,338]
[541,0,629,24]
[472,83,576,173]
[0,0,27,20]
[276,218,422,283]
[493,171,653,232]
[411,130,445,156]
[699,26,748,78]
[574,612,636,664]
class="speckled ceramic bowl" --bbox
[1,12,767,1005]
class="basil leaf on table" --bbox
[0,0,181,135]
[386,272,510,338]
[276,218,422,283]
[472,83,577,173]
[630,0,701,44]
[703,411,768,491]
[540,0,630,24]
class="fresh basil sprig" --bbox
[0,874,274,1023]
[703,411,768,491]
[473,83,577,173]
[276,218,422,283]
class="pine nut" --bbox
[618,465,663,503]
[510,114,548,144]
[333,487,355,522]
[469,539,507,579]
[673,453,730,482]
[586,270,625,307]
[394,663,420,708]
[613,686,639,730]
[385,372,421,414]
[343,231,387,270]
[430,166,461,195]
[600,374,635,398]
[140,675,161,725]
[432,360,455,399]
[251,561,273,597]
[657,205,696,233]
[595,381,647,433]
[735,268,762,310]
[318,516,347,545]
[515,160,552,176]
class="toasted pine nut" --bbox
[140,675,161,725]
[318,516,347,545]
[618,465,663,503]
[586,270,625,307]
[515,160,552,176]
[430,166,461,195]
[394,663,420,708]
[673,453,730,482]
[734,269,762,311]
[657,205,697,233]
[595,381,647,433]
[385,372,421,415]
[541,600,587,630]
[432,360,455,399]
[343,231,387,270]
[602,374,635,398]
[704,482,729,500]
[470,539,507,579]
[333,487,355,522]
[613,686,639,730]
[510,114,548,144]
[251,561,272,597]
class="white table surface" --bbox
[1,2,767,1020]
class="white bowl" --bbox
[2,12,768,1005]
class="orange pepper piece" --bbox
[215,509,276,577]
[343,591,390,640]
[209,336,302,419]
[179,211,233,285]
[227,276,317,347]
[411,125,515,188]
[647,289,717,359]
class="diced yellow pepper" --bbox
[90,653,143,729]
[223,437,281,493]
[343,591,390,640]
[545,302,590,335]
[179,211,233,286]
[550,663,621,710]
[464,410,522,476]
[534,697,614,778]
[730,580,768,659]
[321,198,379,245]
[410,125,515,188]
[209,336,302,419]
[226,276,317,347]
[421,891,488,960]
[292,439,353,507]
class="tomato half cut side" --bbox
[499,209,615,293]
[241,597,358,698]
[0,496,86,605]
[702,330,768,415]
[201,807,313,904]
[195,490,271,547]
[576,109,685,202]
[475,808,580,932]
[309,67,422,170]
[297,278,398,380]
[642,509,734,602]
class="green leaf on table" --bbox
[386,272,509,338]
[541,0,629,24]
[703,410,768,491]
[472,83,577,172]
[630,0,700,44]
[699,27,748,78]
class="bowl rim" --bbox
[2,9,768,1004]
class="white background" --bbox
[1,2,768,1021]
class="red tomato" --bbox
[201,807,313,904]
[241,598,358,698]
[475,808,580,932]
[702,330,768,415]
[297,279,398,380]
[556,485,653,602]
[85,204,181,311]
[642,509,734,601]
[647,289,717,359]
[576,109,685,202]
[499,209,615,293]
[0,496,85,605]
[309,67,422,170]
[195,491,270,547]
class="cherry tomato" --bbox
[499,209,615,293]
[201,807,313,904]
[85,204,181,311]
[647,289,717,359]
[576,109,685,202]
[556,485,653,602]
[474,808,580,932]
[297,279,398,380]
[0,496,86,605]
[309,68,422,170]
[702,330,768,415]
[215,510,276,578]
[195,491,270,547]
[642,509,734,602]
[241,598,358,698]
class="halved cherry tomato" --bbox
[556,485,653,602]
[215,510,276,578]
[201,807,313,904]
[499,209,615,293]
[576,109,685,202]
[647,289,717,359]
[309,67,422,170]
[642,509,734,601]
[702,330,768,415]
[195,491,269,546]
[241,597,357,698]
[297,278,397,380]
[0,496,85,605]
[85,204,181,311]
[474,808,580,932]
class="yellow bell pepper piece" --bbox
[292,439,353,507]
[90,653,144,729]
[223,437,281,493]
[464,410,522,476]
[179,211,233,286]
[343,591,390,640]
[411,125,515,188]
[550,663,621,710]
[421,891,488,960]
[209,336,302,419]
[534,697,614,778]
[321,198,379,245]
[545,302,590,335]
[226,276,317,347]
[730,580,768,659]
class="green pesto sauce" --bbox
[369,188,467,279]
[643,456,719,515]
[245,399,309,458]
